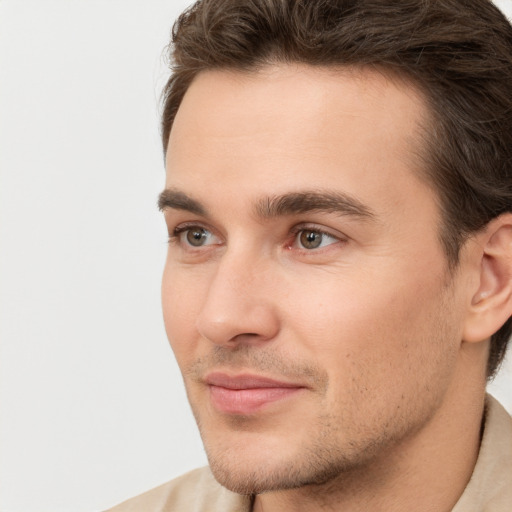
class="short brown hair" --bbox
[161,0,512,378]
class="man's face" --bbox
[161,65,469,493]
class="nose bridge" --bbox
[195,245,279,345]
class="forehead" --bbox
[168,64,427,148]
[165,64,433,220]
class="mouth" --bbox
[204,372,306,415]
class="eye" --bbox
[295,229,339,250]
[172,226,220,247]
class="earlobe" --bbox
[463,215,512,344]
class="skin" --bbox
[161,65,491,511]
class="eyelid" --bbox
[288,223,347,251]
[169,221,223,247]
[168,220,214,235]
[289,223,347,240]
[166,219,347,252]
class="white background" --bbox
[1,1,511,511]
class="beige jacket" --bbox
[106,395,512,512]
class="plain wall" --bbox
[1,1,511,511]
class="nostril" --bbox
[228,331,274,346]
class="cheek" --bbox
[280,262,456,391]
[161,262,204,361]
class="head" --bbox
[159,0,512,496]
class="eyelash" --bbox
[168,223,217,245]
[167,223,344,252]
[288,225,340,250]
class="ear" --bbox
[463,214,512,343]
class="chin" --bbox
[201,428,306,493]
[203,430,364,495]
[208,455,313,495]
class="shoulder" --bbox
[452,395,512,512]
[105,466,252,512]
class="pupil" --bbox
[300,230,321,249]
[187,229,206,246]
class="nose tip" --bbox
[196,301,280,347]
[195,261,280,347]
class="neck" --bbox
[253,361,486,512]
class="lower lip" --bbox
[209,385,303,415]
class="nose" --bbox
[195,251,280,347]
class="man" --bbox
[108,0,512,510]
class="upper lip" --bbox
[204,372,305,389]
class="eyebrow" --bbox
[158,188,375,221]
[158,189,206,215]
[254,190,375,221]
